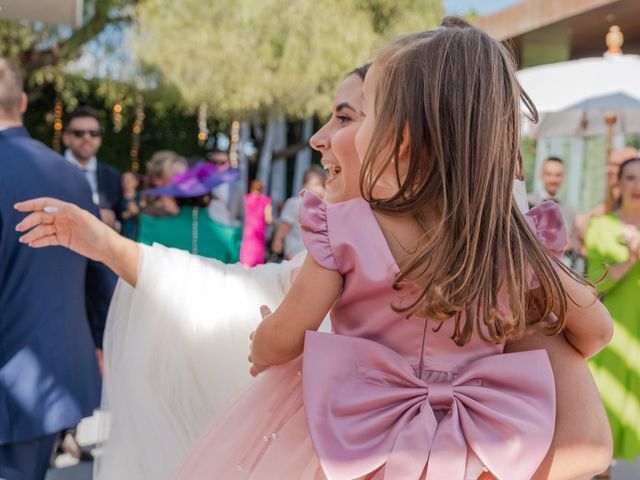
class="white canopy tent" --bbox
[528,93,640,139]
[0,0,84,27]
[519,54,640,114]
[517,52,640,212]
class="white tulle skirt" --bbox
[93,244,306,479]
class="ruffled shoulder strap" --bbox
[298,190,338,270]
[524,200,567,259]
[525,201,568,290]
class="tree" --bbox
[0,0,134,73]
[0,0,137,103]
[134,0,443,119]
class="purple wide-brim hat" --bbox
[144,162,240,198]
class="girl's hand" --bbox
[15,198,113,263]
[620,224,640,261]
[248,306,273,376]
[248,331,268,377]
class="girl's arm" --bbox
[249,254,342,374]
[549,268,613,359]
[15,197,141,286]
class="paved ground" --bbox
[45,457,640,480]
[46,415,640,479]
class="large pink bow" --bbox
[303,332,555,480]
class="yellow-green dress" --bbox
[586,213,640,460]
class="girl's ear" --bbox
[398,123,411,165]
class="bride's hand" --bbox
[15,198,113,263]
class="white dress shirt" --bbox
[65,150,100,205]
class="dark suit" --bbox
[97,161,123,221]
[0,127,114,479]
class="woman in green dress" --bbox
[587,156,640,463]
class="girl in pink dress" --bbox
[175,19,612,480]
[240,179,272,266]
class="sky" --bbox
[444,0,520,16]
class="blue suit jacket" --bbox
[97,161,123,221]
[0,127,112,443]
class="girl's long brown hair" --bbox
[360,17,572,345]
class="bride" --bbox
[16,65,611,479]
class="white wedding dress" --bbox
[93,245,306,479]
[93,181,529,479]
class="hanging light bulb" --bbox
[52,83,64,152]
[112,92,124,133]
[130,94,145,173]
[229,120,240,168]
[197,103,209,147]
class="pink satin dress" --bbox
[240,192,271,266]
[175,191,566,480]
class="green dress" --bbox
[586,214,640,460]
[138,207,242,263]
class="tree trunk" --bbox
[292,117,313,194]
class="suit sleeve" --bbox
[112,170,124,222]
[83,187,116,348]
[85,260,117,348]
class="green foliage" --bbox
[134,0,443,119]
[0,0,138,105]
[0,21,35,58]
[461,8,482,22]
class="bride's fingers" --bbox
[15,211,55,232]
[18,224,59,245]
[14,197,63,213]
[23,234,60,249]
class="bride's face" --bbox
[310,74,364,205]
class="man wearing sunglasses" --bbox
[62,106,123,230]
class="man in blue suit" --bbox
[0,58,114,479]
[62,106,123,229]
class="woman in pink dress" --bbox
[174,19,613,479]
[240,179,272,266]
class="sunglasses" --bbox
[67,129,103,139]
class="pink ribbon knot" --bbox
[302,331,555,480]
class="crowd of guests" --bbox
[530,149,640,470]
[59,103,329,267]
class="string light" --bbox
[130,94,145,173]
[112,92,124,133]
[52,83,64,152]
[197,103,208,147]
[229,120,240,168]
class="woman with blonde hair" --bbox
[141,150,188,217]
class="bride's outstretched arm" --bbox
[15,197,141,286]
